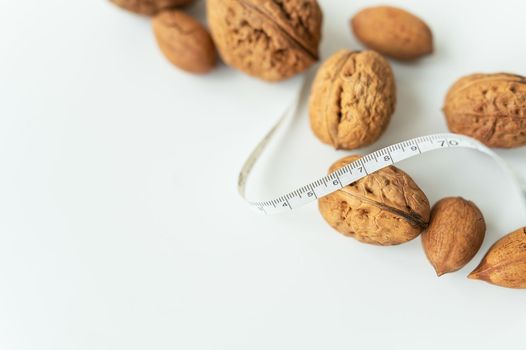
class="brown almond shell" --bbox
[469,227,526,289]
[351,6,433,60]
[421,197,486,276]
[110,0,195,16]
[152,10,217,74]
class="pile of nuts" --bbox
[110,1,526,289]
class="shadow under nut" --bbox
[319,155,430,246]
[207,0,322,81]
[443,73,526,148]
[309,50,396,150]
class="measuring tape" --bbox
[238,70,526,215]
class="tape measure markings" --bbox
[238,70,526,215]
[248,134,468,214]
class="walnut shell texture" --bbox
[469,227,526,289]
[207,0,322,81]
[421,197,486,276]
[443,73,526,148]
[351,6,433,61]
[152,10,217,74]
[318,156,431,246]
[110,0,195,16]
[309,50,396,150]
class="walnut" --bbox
[351,6,433,61]
[318,156,431,246]
[469,227,526,289]
[110,0,195,16]
[309,50,396,150]
[443,73,526,148]
[421,197,486,276]
[152,10,217,74]
[207,0,322,81]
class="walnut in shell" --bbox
[110,0,195,16]
[309,50,396,150]
[152,10,217,74]
[318,155,430,246]
[469,227,526,289]
[207,0,322,81]
[443,73,526,148]
[351,6,433,61]
[421,197,486,276]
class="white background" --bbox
[1,0,525,349]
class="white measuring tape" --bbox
[238,71,526,215]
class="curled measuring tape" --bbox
[238,71,526,215]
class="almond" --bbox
[351,6,433,60]
[152,10,217,74]
[110,0,195,16]
[469,227,526,289]
[421,197,486,276]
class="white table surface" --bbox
[1,0,525,349]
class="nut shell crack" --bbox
[318,155,430,246]
[207,0,322,81]
[309,50,396,150]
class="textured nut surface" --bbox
[318,155,430,246]
[421,197,486,276]
[110,0,194,15]
[309,50,396,150]
[207,0,322,81]
[468,227,526,289]
[351,6,433,60]
[443,73,526,148]
[152,10,217,74]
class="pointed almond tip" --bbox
[433,265,448,277]
[468,263,485,280]
[467,271,479,280]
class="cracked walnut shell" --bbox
[318,156,430,246]
[207,0,322,81]
[309,50,396,150]
[443,73,526,148]
[110,0,195,16]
